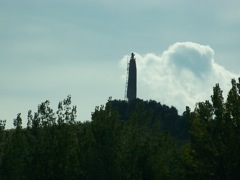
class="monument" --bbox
[126,53,137,101]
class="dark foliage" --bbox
[110,98,189,141]
[0,78,240,179]
[0,97,186,179]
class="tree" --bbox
[13,113,22,130]
[186,79,240,179]
[90,97,120,179]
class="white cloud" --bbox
[120,42,239,114]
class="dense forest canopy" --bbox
[0,78,240,179]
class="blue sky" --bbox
[1,0,240,128]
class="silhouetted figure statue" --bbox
[127,53,137,101]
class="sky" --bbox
[1,0,240,129]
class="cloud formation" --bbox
[120,42,239,114]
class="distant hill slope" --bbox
[109,98,189,142]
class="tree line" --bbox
[0,79,240,179]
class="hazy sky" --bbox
[1,0,240,128]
